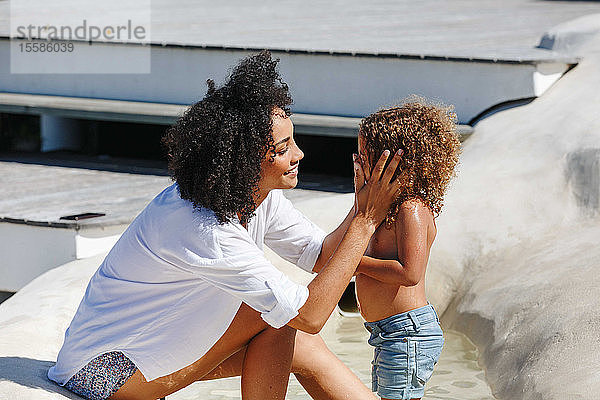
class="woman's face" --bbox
[258,110,304,194]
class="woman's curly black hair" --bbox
[162,51,292,224]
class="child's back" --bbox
[354,98,460,400]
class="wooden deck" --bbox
[0,160,172,229]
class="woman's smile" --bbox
[284,164,299,177]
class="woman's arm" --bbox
[288,150,403,334]
[311,205,355,274]
[311,153,367,274]
[288,214,376,333]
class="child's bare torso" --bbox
[356,206,436,322]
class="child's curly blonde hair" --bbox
[359,96,461,223]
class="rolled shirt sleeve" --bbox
[262,278,308,328]
[195,251,309,329]
[164,218,309,329]
[264,190,326,272]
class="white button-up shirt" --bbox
[48,184,325,384]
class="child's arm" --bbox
[355,200,432,286]
[354,255,409,284]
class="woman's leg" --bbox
[201,330,377,400]
[110,303,296,400]
[241,320,296,399]
[291,332,377,400]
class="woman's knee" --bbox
[254,323,297,347]
[295,330,327,352]
[231,303,297,351]
[292,331,331,374]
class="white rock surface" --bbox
[539,14,600,55]
[432,27,600,400]
[444,224,600,400]
[0,255,103,399]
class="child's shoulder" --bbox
[397,197,433,216]
[394,197,436,232]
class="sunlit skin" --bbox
[355,134,435,319]
[254,109,304,209]
[355,134,436,400]
[110,110,405,400]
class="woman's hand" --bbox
[354,149,404,227]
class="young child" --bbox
[353,98,461,400]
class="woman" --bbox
[48,51,403,400]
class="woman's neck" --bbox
[237,189,270,229]
[253,189,269,209]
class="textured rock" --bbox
[433,25,600,400]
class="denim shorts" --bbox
[64,351,137,400]
[364,304,444,399]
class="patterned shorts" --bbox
[64,351,138,400]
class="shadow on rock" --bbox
[0,357,83,399]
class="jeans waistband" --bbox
[364,303,439,334]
